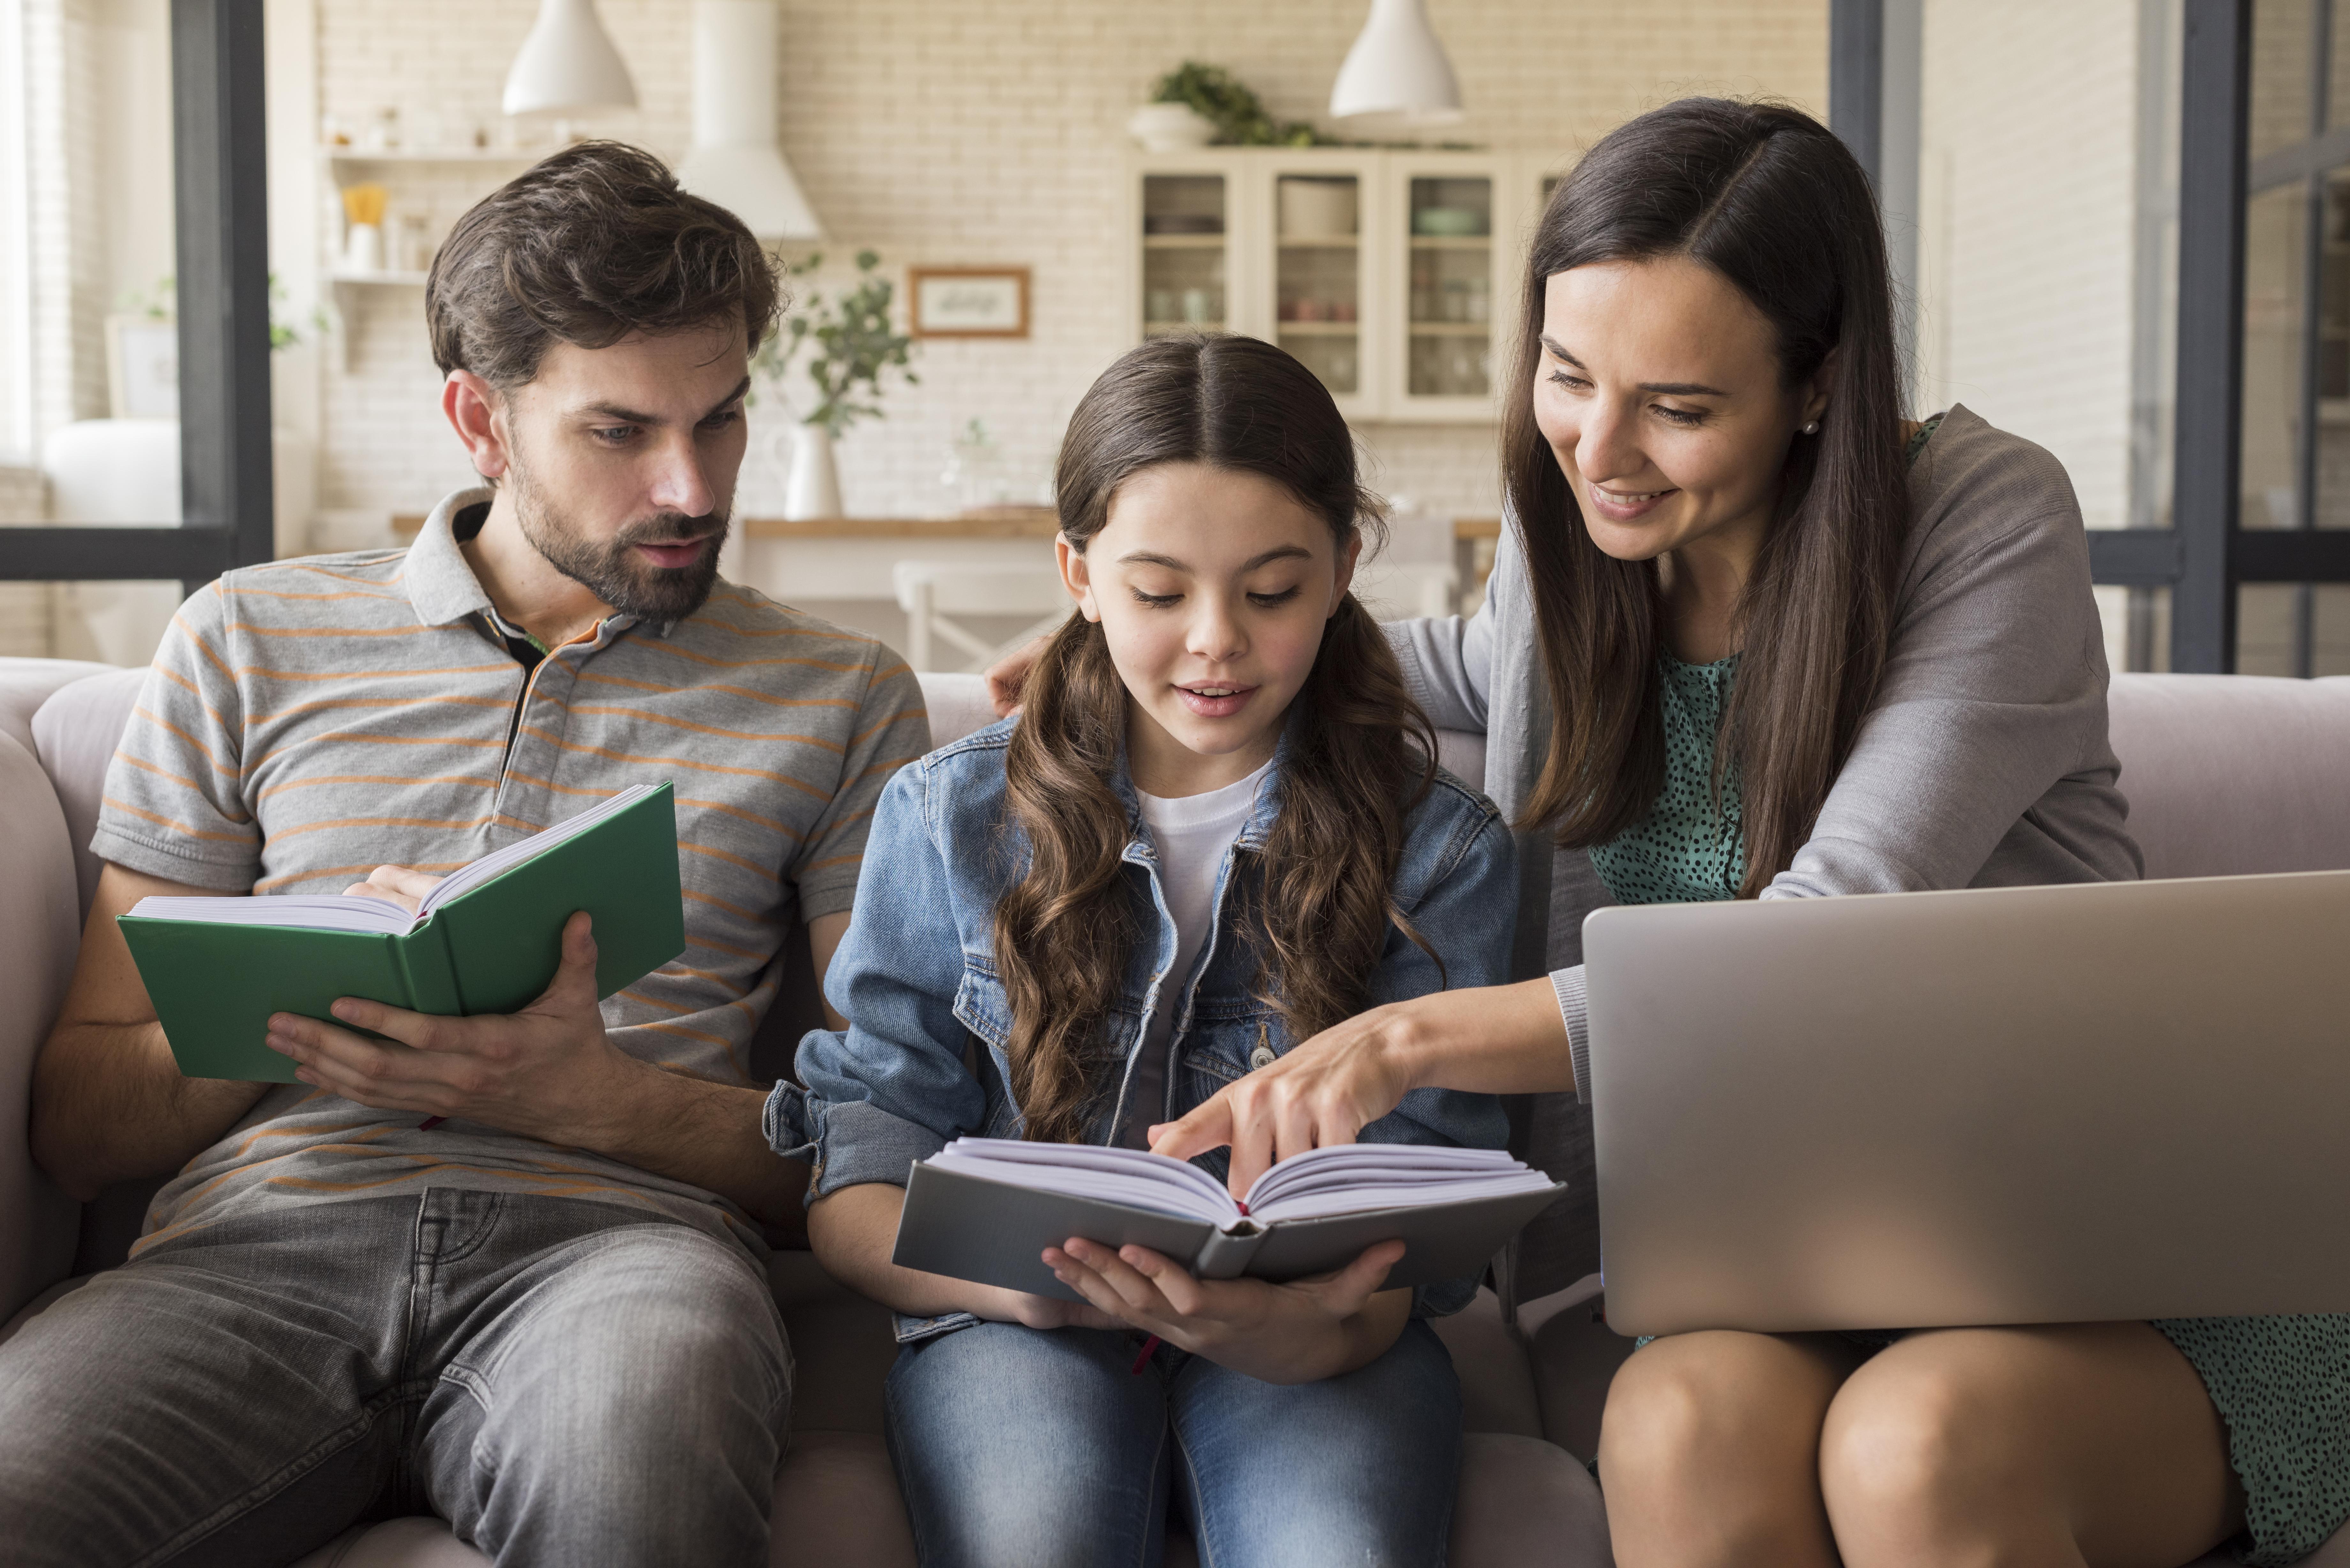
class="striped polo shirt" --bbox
[93,488,929,1255]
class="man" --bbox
[0,142,927,1566]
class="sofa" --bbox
[1,654,2346,1568]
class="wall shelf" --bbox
[322,146,536,164]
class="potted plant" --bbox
[1134,63,1329,149]
[752,250,919,521]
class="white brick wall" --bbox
[313,0,1828,523]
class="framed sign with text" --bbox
[909,267,1031,339]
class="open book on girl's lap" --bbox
[892,1138,1567,1301]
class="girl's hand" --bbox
[969,1283,1125,1333]
[1148,1004,1418,1198]
[1045,1236,1409,1384]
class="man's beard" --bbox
[509,462,730,625]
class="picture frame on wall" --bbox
[908,267,1031,339]
[107,316,180,418]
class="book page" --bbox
[125,894,417,935]
[1242,1144,1557,1224]
[416,782,658,918]
[926,1139,1241,1226]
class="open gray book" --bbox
[891,1138,1566,1302]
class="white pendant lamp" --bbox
[677,0,823,239]
[501,0,638,119]
[1329,0,1464,130]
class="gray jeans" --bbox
[0,1188,791,1568]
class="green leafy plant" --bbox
[123,272,327,351]
[1153,62,1329,147]
[752,250,919,439]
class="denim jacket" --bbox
[765,715,1518,1336]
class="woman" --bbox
[998,99,2350,1567]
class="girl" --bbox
[772,334,1517,1568]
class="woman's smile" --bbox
[1581,480,1680,522]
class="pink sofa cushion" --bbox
[0,657,114,760]
[30,667,145,919]
[2107,674,2350,879]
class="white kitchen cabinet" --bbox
[1125,149,1549,426]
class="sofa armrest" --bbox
[0,729,86,1319]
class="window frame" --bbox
[1835,0,2350,674]
[0,0,273,599]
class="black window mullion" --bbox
[2291,0,2332,677]
[2171,0,2253,672]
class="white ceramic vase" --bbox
[1126,102,1216,152]
[784,422,843,521]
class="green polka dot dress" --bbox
[1592,414,2350,1564]
[1588,652,1744,907]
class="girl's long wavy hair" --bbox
[1508,98,1910,896]
[996,335,1439,1143]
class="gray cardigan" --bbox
[1387,405,2144,1102]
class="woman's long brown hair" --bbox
[1507,98,1910,896]
[995,335,1439,1143]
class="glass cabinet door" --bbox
[1141,174,1229,337]
[1273,173,1363,398]
[1405,175,1495,401]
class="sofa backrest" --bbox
[0,658,114,763]
[10,660,2346,1299]
[2106,673,2350,878]
[21,665,2350,922]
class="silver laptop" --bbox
[1582,869,2350,1338]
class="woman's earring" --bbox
[1802,420,1821,435]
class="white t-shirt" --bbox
[1115,758,1273,1148]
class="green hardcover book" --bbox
[118,782,687,1082]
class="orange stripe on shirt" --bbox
[114,752,239,811]
[681,886,779,924]
[226,587,412,604]
[498,773,801,841]
[128,705,238,778]
[686,932,773,962]
[266,812,499,841]
[849,706,926,748]
[562,703,850,751]
[573,668,859,712]
[257,772,502,801]
[513,727,833,800]
[639,644,878,675]
[244,731,508,773]
[678,839,782,884]
[251,860,466,893]
[265,694,514,720]
[155,663,240,746]
[222,621,441,639]
[241,556,405,586]
[100,795,254,844]
[234,661,514,683]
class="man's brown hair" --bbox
[427,140,781,389]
